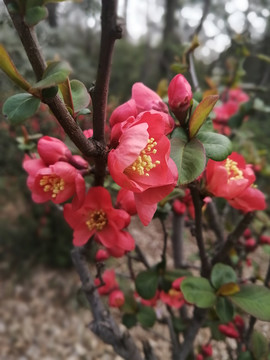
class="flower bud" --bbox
[168,74,192,122]
[95,249,110,262]
[38,136,72,165]
[245,238,257,252]
[218,323,240,339]
[109,290,125,308]
[201,344,213,357]
[259,235,270,245]
[196,354,204,360]
[172,199,186,215]
[234,315,245,332]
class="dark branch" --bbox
[189,185,211,278]
[212,212,255,265]
[205,200,225,247]
[71,246,143,360]
[171,213,185,268]
[91,0,122,185]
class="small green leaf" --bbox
[70,79,91,113]
[257,53,270,63]
[137,306,156,328]
[32,61,72,90]
[181,277,217,308]
[135,270,159,300]
[170,137,206,185]
[0,44,31,91]
[217,283,240,296]
[3,93,40,125]
[77,108,91,116]
[42,86,59,98]
[237,351,253,360]
[171,127,189,142]
[196,132,232,161]
[211,263,237,290]
[25,6,48,26]
[251,331,269,360]
[189,95,219,138]
[216,297,234,323]
[229,285,270,321]
[122,313,137,329]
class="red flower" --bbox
[172,199,186,215]
[160,281,185,309]
[260,235,270,245]
[196,354,204,360]
[234,315,245,332]
[23,155,85,209]
[168,74,193,122]
[134,291,160,307]
[116,188,137,216]
[94,269,118,295]
[201,344,213,357]
[243,228,252,238]
[244,238,257,252]
[64,186,135,257]
[218,322,240,339]
[109,82,174,143]
[108,111,178,225]
[37,136,72,166]
[206,152,255,199]
[109,290,125,308]
[228,186,266,213]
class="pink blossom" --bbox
[64,186,135,257]
[23,155,85,209]
[95,249,110,262]
[37,136,72,165]
[228,186,266,213]
[109,290,125,308]
[116,188,137,216]
[94,269,118,295]
[168,74,193,122]
[108,111,178,225]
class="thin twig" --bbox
[171,213,185,268]
[135,245,151,269]
[160,218,168,262]
[206,201,225,248]
[212,212,255,265]
[189,185,211,278]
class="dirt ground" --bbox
[1,216,270,360]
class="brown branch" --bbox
[205,201,225,247]
[3,0,106,160]
[71,246,143,360]
[212,212,255,265]
[189,185,211,278]
[91,0,122,185]
[171,213,185,268]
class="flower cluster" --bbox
[94,269,125,308]
[213,88,249,135]
[206,152,266,213]
[108,81,183,225]
[23,136,87,209]
[218,314,245,339]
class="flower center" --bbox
[168,289,181,298]
[125,137,160,176]
[86,210,107,231]
[225,159,244,181]
[39,175,65,198]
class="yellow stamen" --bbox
[86,210,107,231]
[125,137,160,176]
[225,158,244,182]
[39,175,65,198]
[168,289,181,298]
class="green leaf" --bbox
[171,126,188,142]
[211,263,237,290]
[42,86,59,98]
[257,53,270,63]
[32,61,72,90]
[137,306,156,328]
[181,277,217,308]
[77,108,91,116]
[0,44,31,91]
[170,137,206,185]
[189,95,219,138]
[251,331,269,360]
[216,297,234,323]
[25,6,48,26]
[237,351,253,360]
[70,79,91,113]
[122,313,137,329]
[3,93,40,125]
[196,132,232,161]
[229,285,270,321]
[135,270,159,300]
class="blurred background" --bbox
[1,1,270,359]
